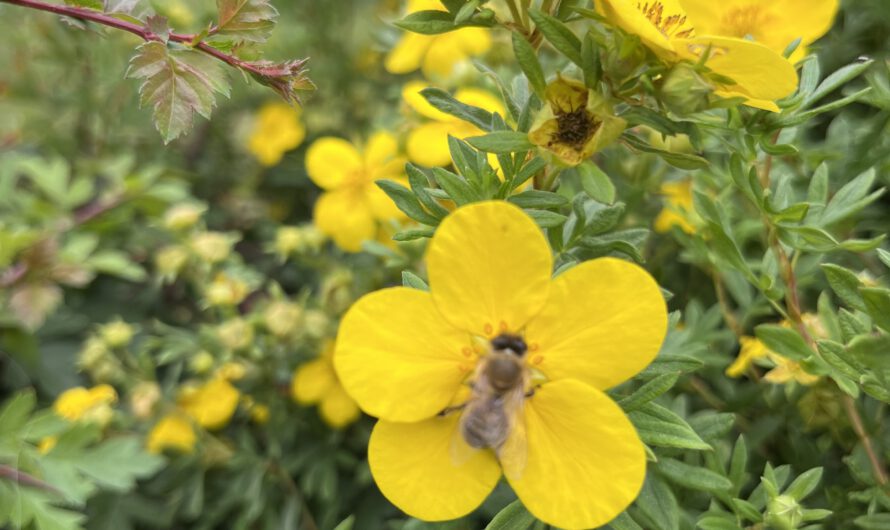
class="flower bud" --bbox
[163,203,206,231]
[190,232,234,263]
[98,319,134,348]
[767,494,804,530]
[205,273,249,307]
[190,351,215,374]
[659,63,714,116]
[263,300,303,337]
[217,318,254,351]
[78,337,108,369]
[155,245,190,276]
[130,381,161,419]
[303,309,330,339]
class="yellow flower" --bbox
[334,201,668,529]
[247,102,306,167]
[725,335,768,377]
[205,273,250,307]
[147,414,197,454]
[178,377,241,430]
[528,77,626,166]
[726,314,824,384]
[292,341,360,429]
[98,319,135,348]
[216,361,248,381]
[678,0,839,62]
[53,384,117,426]
[403,81,505,168]
[305,133,407,252]
[654,179,697,234]
[763,357,820,385]
[385,0,491,78]
[163,203,205,231]
[597,0,798,111]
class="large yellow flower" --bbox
[291,340,361,429]
[385,0,491,78]
[403,81,505,168]
[247,102,306,167]
[305,133,407,252]
[679,0,839,62]
[334,201,668,529]
[597,0,798,111]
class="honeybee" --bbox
[449,333,530,479]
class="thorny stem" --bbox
[0,0,271,78]
[759,135,889,490]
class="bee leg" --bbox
[438,402,468,417]
[524,388,536,398]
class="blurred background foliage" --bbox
[0,0,889,529]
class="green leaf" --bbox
[618,373,679,412]
[332,515,355,530]
[622,134,709,169]
[585,202,625,235]
[88,251,147,282]
[74,437,164,490]
[392,227,435,241]
[63,0,103,9]
[395,9,472,34]
[512,32,545,99]
[877,248,890,269]
[528,9,582,65]
[525,209,567,228]
[821,264,866,312]
[803,58,874,107]
[401,271,429,291]
[577,161,616,204]
[421,87,495,131]
[215,0,278,42]
[855,513,890,529]
[860,287,890,332]
[657,458,732,493]
[127,42,231,143]
[431,167,479,205]
[466,131,533,154]
[697,515,742,530]
[484,500,536,530]
[629,402,711,451]
[406,164,450,219]
[376,180,440,225]
[754,324,813,361]
[820,168,884,226]
[0,390,36,437]
[784,467,822,501]
[507,190,568,209]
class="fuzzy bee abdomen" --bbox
[461,400,510,450]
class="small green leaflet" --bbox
[216,0,279,43]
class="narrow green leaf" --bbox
[754,324,813,361]
[401,271,429,291]
[466,131,533,154]
[629,402,711,451]
[784,467,823,501]
[507,190,568,209]
[658,458,732,493]
[528,9,582,65]
[821,263,866,312]
[376,180,440,225]
[618,373,679,412]
[421,87,495,131]
[512,32,546,98]
[861,287,890,332]
[485,500,536,530]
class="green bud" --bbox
[659,63,714,116]
[767,494,804,530]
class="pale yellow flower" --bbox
[248,102,306,166]
[386,0,491,79]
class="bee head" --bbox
[490,333,527,357]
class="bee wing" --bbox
[497,386,528,481]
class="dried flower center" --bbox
[637,1,695,38]
[720,6,772,41]
[555,109,599,149]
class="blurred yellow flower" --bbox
[292,341,360,429]
[528,77,626,166]
[205,273,250,307]
[155,245,190,277]
[385,0,491,78]
[98,318,135,348]
[179,377,241,430]
[163,203,206,231]
[403,81,505,168]
[725,335,768,377]
[305,133,407,252]
[726,314,824,384]
[654,179,696,234]
[247,102,306,166]
[263,300,303,337]
[190,232,235,263]
[130,381,161,419]
[334,201,668,528]
[217,317,254,351]
[53,384,117,426]
[242,396,270,424]
[274,225,325,258]
[147,414,197,454]
[597,0,798,111]
[679,0,839,62]
[216,361,248,381]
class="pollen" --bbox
[531,354,544,365]
[498,320,508,331]
[461,347,473,358]
[483,323,494,335]
[636,1,695,38]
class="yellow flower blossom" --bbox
[247,102,306,167]
[205,273,250,307]
[334,201,668,529]
[725,335,768,377]
[292,341,360,429]
[178,377,241,430]
[726,314,824,384]
[98,318,135,348]
[678,0,839,62]
[305,133,407,252]
[528,77,626,166]
[403,81,505,168]
[163,203,205,231]
[147,414,197,454]
[654,179,697,234]
[155,245,189,277]
[53,384,117,425]
[597,0,798,111]
[385,0,491,78]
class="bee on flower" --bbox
[333,201,668,529]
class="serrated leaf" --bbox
[216,0,278,43]
[127,42,230,143]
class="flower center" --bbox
[720,5,771,41]
[637,1,695,39]
[555,109,599,149]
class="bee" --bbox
[449,333,530,479]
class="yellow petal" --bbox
[364,131,399,169]
[291,358,336,405]
[508,380,646,530]
[597,0,678,55]
[406,122,455,167]
[452,26,492,56]
[147,414,196,454]
[725,336,769,377]
[179,378,240,430]
[385,32,435,74]
[366,177,409,220]
[422,34,469,79]
[313,190,376,252]
[427,201,552,336]
[454,87,505,116]
[676,35,798,104]
[368,414,501,521]
[525,258,667,390]
[403,80,452,121]
[319,385,361,428]
[334,287,472,422]
[306,137,362,190]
